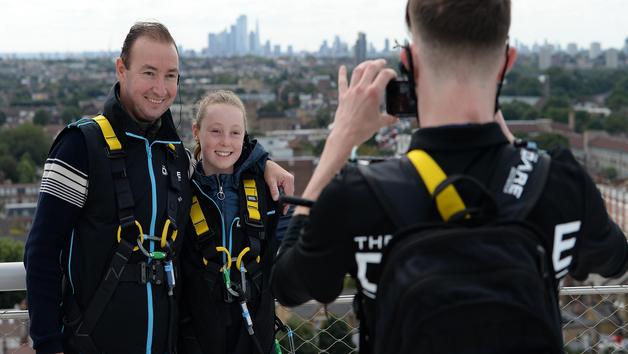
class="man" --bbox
[272,0,628,353]
[24,22,293,354]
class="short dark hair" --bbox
[120,21,178,68]
[406,0,510,51]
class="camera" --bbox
[385,80,417,118]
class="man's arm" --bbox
[24,130,88,353]
[272,59,397,305]
[295,60,397,215]
[559,149,628,280]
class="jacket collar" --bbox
[408,122,509,152]
[101,83,180,142]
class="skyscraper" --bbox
[235,15,248,54]
[355,32,367,64]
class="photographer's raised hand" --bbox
[295,59,397,215]
[330,59,398,147]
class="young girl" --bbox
[179,90,281,354]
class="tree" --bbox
[33,108,51,125]
[534,133,570,151]
[603,110,628,134]
[0,238,26,309]
[319,315,356,354]
[0,123,51,166]
[61,106,82,124]
[541,96,571,123]
[501,101,537,120]
[0,110,6,126]
[313,107,332,128]
[17,153,37,183]
[603,166,618,181]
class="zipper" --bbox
[216,175,226,200]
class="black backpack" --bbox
[359,144,563,354]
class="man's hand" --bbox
[264,160,294,214]
[329,60,398,147]
[294,59,398,215]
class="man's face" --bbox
[116,36,179,122]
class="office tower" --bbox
[355,32,367,64]
[566,43,578,57]
[539,44,553,70]
[590,42,602,60]
[235,15,248,54]
[606,49,619,69]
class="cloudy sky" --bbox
[1,0,626,53]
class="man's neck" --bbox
[417,77,496,128]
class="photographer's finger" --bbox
[337,65,348,96]
[359,59,387,86]
[351,61,368,87]
[380,113,399,127]
[373,68,397,91]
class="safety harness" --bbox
[63,115,181,353]
[189,175,272,354]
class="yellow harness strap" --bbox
[243,179,261,222]
[406,149,467,221]
[190,195,210,236]
[93,115,122,152]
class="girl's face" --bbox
[193,103,245,175]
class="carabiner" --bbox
[235,247,260,271]
[137,235,166,260]
[213,246,232,272]
[161,218,178,249]
[117,220,144,252]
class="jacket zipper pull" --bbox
[216,175,225,200]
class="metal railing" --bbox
[2,261,627,354]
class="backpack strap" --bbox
[360,144,551,228]
[406,149,467,222]
[488,144,551,219]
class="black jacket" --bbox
[272,122,628,352]
[25,84,192,353]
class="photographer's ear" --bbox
[497,46,518,82]
[400,44,419,83]
[506,46,518,72]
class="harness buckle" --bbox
[139,261,164,285]
[107,149,126,159]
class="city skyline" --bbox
[1,0,628,54]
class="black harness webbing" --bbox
[63,115,181,353]
[63,116,140,352]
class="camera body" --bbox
[384,45,418,119]
[385,80,417,118]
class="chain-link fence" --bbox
[1,288,628,353]
[599,185,628,234]
[0,310,31,354]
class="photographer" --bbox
[271,0,628,353]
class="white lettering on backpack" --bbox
[552,221,581,279]
[503,149,539,199]
[354,234,393,298]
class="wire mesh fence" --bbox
[0,310,31,354]
[599,185,628,234]
[1,288,628,353]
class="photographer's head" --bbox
[116,21,180,122]
[403,0,516,125]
